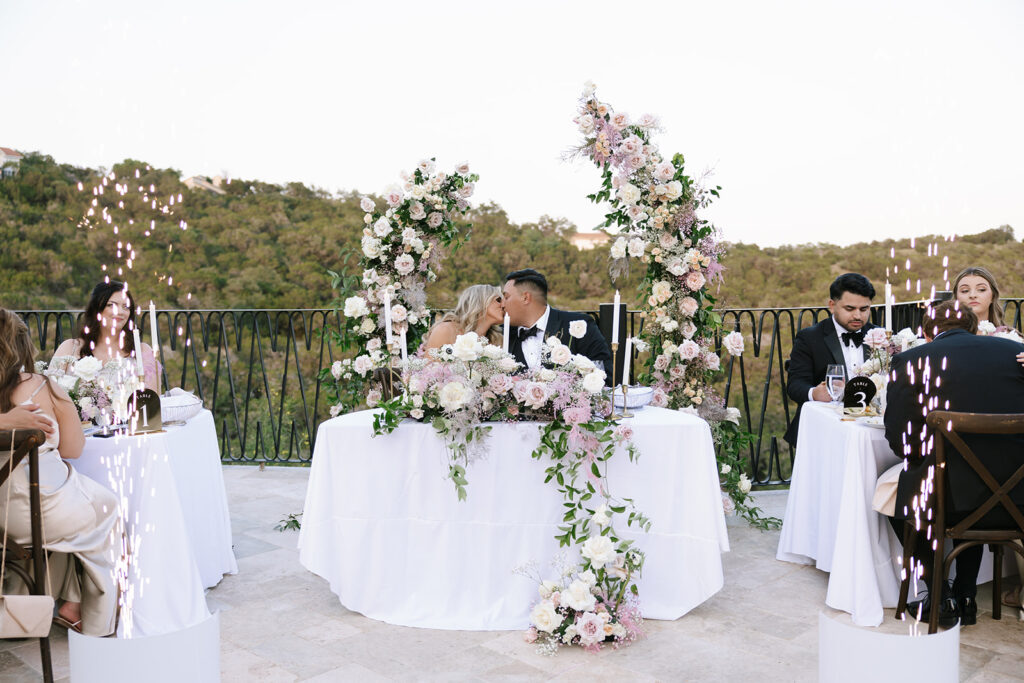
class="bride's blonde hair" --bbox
[438,285,502,345]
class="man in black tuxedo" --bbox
[784,273,877,445]
[502,269,611,373]
[882,301,1024,626]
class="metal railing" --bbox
[16,298,1023,487]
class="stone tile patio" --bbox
[3,466,1023,681]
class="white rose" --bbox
[725,407,741,425]
[72,355,102,381]
[562,580,597,612]
[331,360,344,380]
[610,237,627,259]
[394,254,415,275]
[661,319,679,333]
[390,304,408,322]
[352,355,373,376]
[581,535,616,569]
[616,183,641,205]
[720,463,732,475]
[359,318,376,335]
[343,296,369,318]
[361,236,382,259]
[549,344,572,365]
[427,212,443,228]
[409,201,427,221]
[572,355,596,374]
[384,184,403,206]
[654,161,675,182]
[438,381,471,411]
[681,321,698,339]
[664,180,683,201]
[579,570,597,587]
[569,320,587,339]
[667,258,686,276]
[723,331,744,356]
[373,217,392,237]
[577,113,596,134]
[498,357,518,372]
[582,370,606,394]
[359,197,375,213]
[977,320,997,335]
[456,162,471,175]
[452,332,484,361]
[409,408,424,419]
[539,580,559,599]
[530,600,559,634]
[591,503,611,528]
[738,473,752,493]
[539,368,557,382]
[329,404,344,418]
[627,237,646,258]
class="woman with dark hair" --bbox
[51,281,160,392]
[0,308,119,635]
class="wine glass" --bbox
[825,364,847,407]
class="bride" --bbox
[423,285,505,350]
[51,281,161,392]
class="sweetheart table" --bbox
[298,406,730,630]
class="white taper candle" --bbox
[612,290,620,342]
[622,336,632,386]
[502,313,510,353]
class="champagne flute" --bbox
[825,364,846,407]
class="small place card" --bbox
[843,376,877,410]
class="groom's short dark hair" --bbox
[829,273,875,301]
[505,269,548,300]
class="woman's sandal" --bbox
[1002,589,1022,610]
[52,615,83,633]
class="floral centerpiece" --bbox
[978,320,1024,343]
[853,327,925,411]
[372,332,651,652]
[320,159,478,416]
[571,82,775,528]
[40,356,137,423]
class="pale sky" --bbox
[2,0,1022,247]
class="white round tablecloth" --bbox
[73,409,237,637]
[298,406,729,630]
[777,402,1008,627]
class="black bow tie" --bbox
[517,326,540,343]
[841,329,865,347]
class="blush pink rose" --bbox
[685,271,706,291]
[678,296,699,317]
[679,340,700,360]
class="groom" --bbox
[785,272,877,446]
[502,269,611,373]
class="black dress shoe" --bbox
[906,596,960,628]
[959,596,977,626]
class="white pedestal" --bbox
[819,612,958,683]
[69,612,220,682]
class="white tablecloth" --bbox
[73,409,237,637]
[777,402,1007,627]
[299,406,729,630]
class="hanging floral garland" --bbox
[572,82,779,529]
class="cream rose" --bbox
[394,254,415,275]
[452,332,483,361]
[438,381,471,411]
[679,340,700,360]
[581,370,606,394]
[373,217,392,237]
[627,237,646,258]
[610,237,628,259]
[723,331,744,356]
[581,535,616,569]
[569,320,587,339]
[72,355,102,381]
[530,600,559,633]
[343,296,369,318]
[549,344,572,365]
[562,580,597,612]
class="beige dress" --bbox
[0,379,119,636]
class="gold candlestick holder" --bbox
[619,383,634,419]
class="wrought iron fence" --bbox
[16,298,1023,487]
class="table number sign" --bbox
[843,377,877,411]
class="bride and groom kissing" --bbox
[424,269,612,374]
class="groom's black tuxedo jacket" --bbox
[784,317,877,445]
[884,329,1024,522]
[509,307,612,373]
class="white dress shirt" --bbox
[520,306,550,370]
[809,317,866,401]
